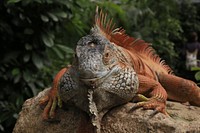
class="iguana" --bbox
[39,7,200,132]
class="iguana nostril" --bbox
[89,43,95,47]
[94,64,98,71]
[90,81,95,85]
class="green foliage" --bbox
[0,0,91,132]
[191,67,200,81]
[195,71,200,81]
[179,0,200,34]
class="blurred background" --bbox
[1,0,200,132]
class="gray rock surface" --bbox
[13,88,200,133]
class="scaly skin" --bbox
[39,7,200,132]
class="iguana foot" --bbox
[39,89,62,120]
[39,68,67,120]
[132,94,168,116]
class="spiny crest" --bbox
[94,7,172,74]
[94,6,115,39]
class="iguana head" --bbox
[76,29,120,85]
[75,7,123,86]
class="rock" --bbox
[13,88,200,133]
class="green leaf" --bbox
[16,96,23,108]
[23,54,30,62]
[13,113,18,119]
[12,68,20,76]
[7,0,21,4]
[47,12,58,22]
[52,47,64,59]
[57,44,74,54]
[28,83,37,96]
[195,71,200,81]
[54,11,67,18]
[14,75,21,84]
[47,31,55,39]
[35,81,44,88]
[42,33,54,47]
[25,43,32,50]
[0,124,4,131]
[191,66,200,71]
[19,13,25,20]
[32,53,43,69]
[23,70,31,82]
[40,15,49,22]
[12,69,21,84]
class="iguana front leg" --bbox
[39,67,80,120]
[39,68,67,119]
[133,75,168,115]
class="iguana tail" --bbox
[158,73,200,106]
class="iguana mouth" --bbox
[80,65,120,86]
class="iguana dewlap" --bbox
[39,7,200,133]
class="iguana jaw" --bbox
[80,65,119,87]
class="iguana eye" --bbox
[105,52,109,58]
[87,40,96,47]
[103,51,111,65]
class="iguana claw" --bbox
[39,91,62,120]
[132,94,169,116]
